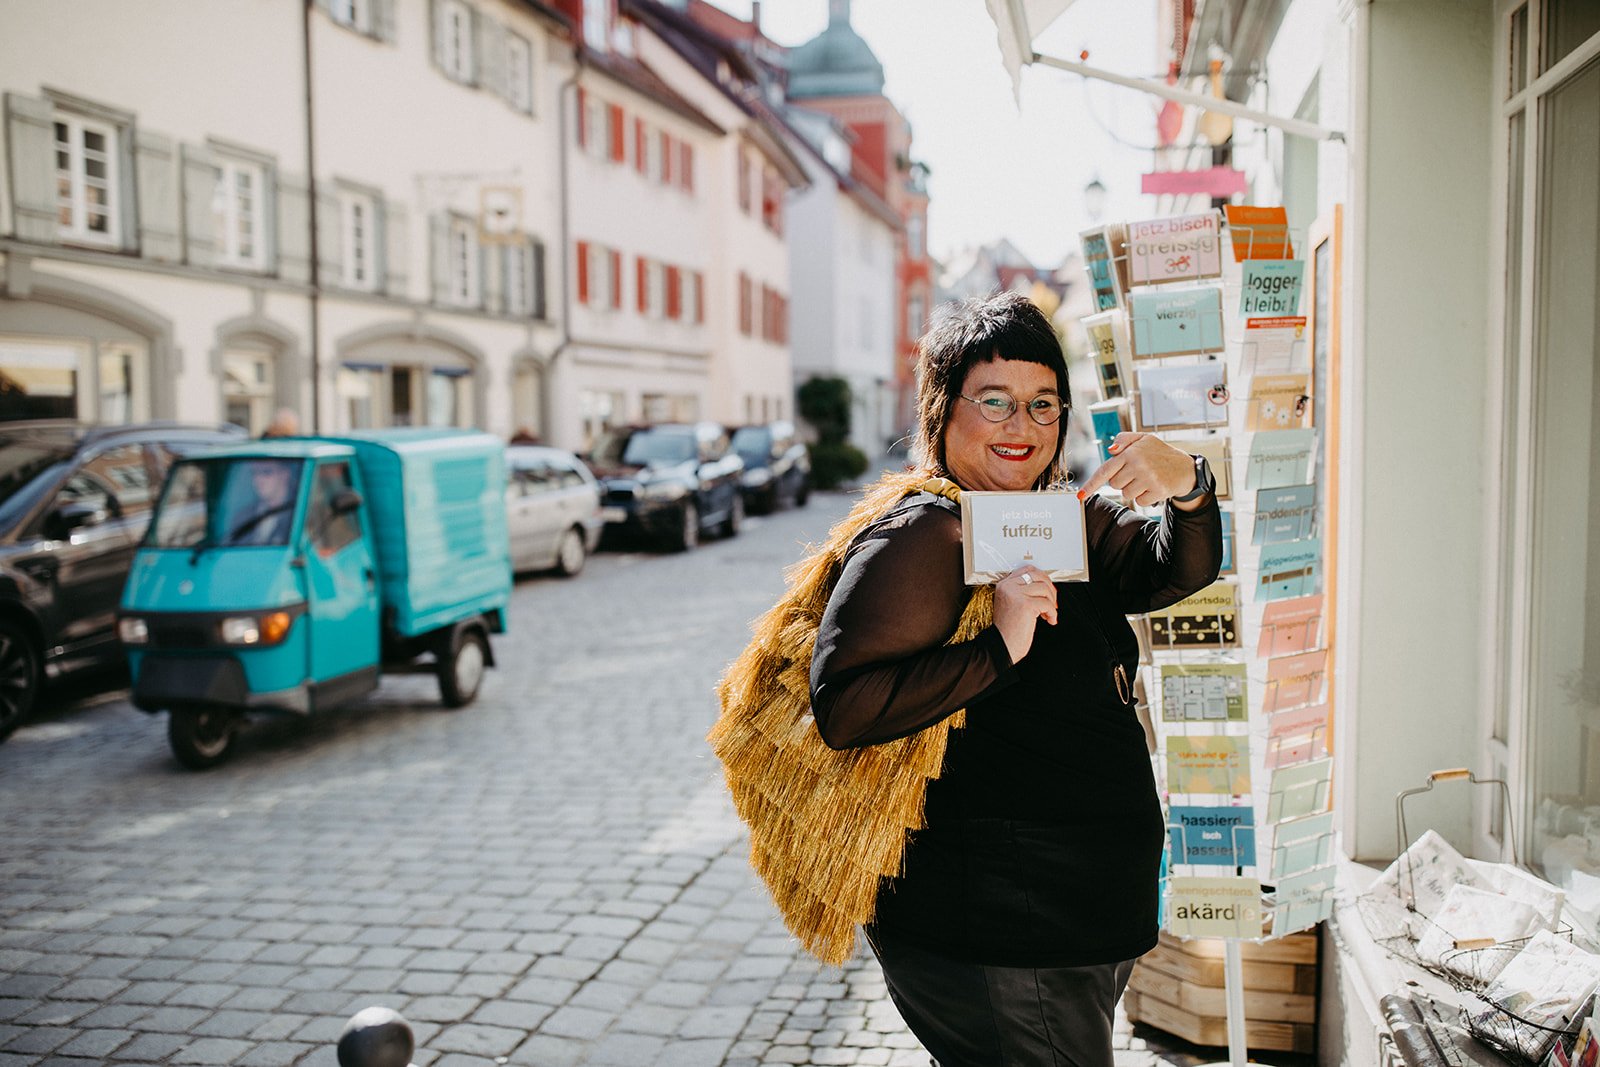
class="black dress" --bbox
[810,490,1222,968]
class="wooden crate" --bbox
[1124,930,1318,1054]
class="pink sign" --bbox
[1140,167,1249,198]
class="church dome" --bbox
[786,2,884,98]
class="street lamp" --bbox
[1083,174,1108,222]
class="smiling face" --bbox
[942,358,1061,492]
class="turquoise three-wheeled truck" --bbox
[118,429,512,769]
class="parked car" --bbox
[120,429,511,768]
[506,445,602,576]
[729,420,811,514]
[0,420,248,740]
[588,422,744,551]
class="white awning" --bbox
[983,0,1343,143]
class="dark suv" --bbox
[730,420,811,514]
[0,420,247,739]
[588,422,745,551]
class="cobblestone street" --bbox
[0,490,1219,1066]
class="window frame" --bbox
[329,0,370,33]
[212,155,270,272]
[53,112,122,248]
[439,0,475,83]
[340,188,380,292]
[447,215,481,308]
[505,31,533,113]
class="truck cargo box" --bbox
[323,429,511,639]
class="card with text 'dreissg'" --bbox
[959,491,1088,585]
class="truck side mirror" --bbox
[332,488,363,515]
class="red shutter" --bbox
[779,295,788,343]
[608,104,625,163]
[576,88,588,149]
[608,249,622,309]
[680,143,693,193]
[576,241,590,305]
[738,273,750,335]
[661,132,673,185]
[636,257,648,313]
[694,271,705,323]
[634,118,647,174]
[666,266,681,320]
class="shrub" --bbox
[808,441,868,490]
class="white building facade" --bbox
[0,0,572,438]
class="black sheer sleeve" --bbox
[1086,491,1224,614]
[809,500,1016,750]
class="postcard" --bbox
[1224,204,1294,261]
[1240,260,1305,317]
[1240,316,1308,376]
[1253,485,1317,545]
[1127,285,1226,358]
[960,491,1088,585]
[1081,310,1131,400]
[1080,224,1128,312]
[1269,864,1335,936]
[1149,581,1240,648]
[1263,650,1328,712]
[1266,730,1329,771]
[1088,399,1129,463]
[1268,811,1335,879]
[1245,429,1316,490]
[1125,212,1223,286]
[1219,509,1235,575]
[1268,701,1330,742]
[1168,876,1263,938]
[1134,363,1230,431]
[1189,437,1233,501]
[1169,805,1257,867]
[1160,662,1248,722]
[1246,373,1312,432]
[1266,757,1333,821]
[1257,595,1323,657]
[1167,735,1251,795]
[1258,538,1322,601]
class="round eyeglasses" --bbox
[960,389,1066,425]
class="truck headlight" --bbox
[220,611,293,646]
[640,481,688,501]
[118,617,149,645]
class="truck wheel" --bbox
[0,620,40,742]
[720,492,744,538]
[168,708,239,770]
[554,527,587,577]
[438,627,488,707]
[669,501,699,552]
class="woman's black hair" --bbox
[912,290,1070,489]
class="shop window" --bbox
[223,349,276,436]
[0,336,148,423]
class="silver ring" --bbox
[1020,574,1033,586]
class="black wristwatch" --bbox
[1170,454,1215,503]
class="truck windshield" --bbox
[149,458,304,548]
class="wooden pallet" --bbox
[1123,930,1319,1054]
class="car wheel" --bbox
[0,621,39,742]
[721,492,744,538]
[554,527,587,577]
[670,501,699,552]
[438,626,488,708]
[168,708,240,770]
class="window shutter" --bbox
[483,234,503,313]
[133,129,180,262]
[277,173,311,284]
[180,142,219,268]
[428,0,443,70]
[661,132,673,185]
[694,271,704,323]
[680,143,693,194]
[380,198,407,296]
[575,240,589,305]
[4,93,57,242]
[373,0,397,41]
[607,104,624,164]
[636,256,647,313]
[532,239,547,319]
[608,249,621,309]
[666,266,680,321]
[316,186,342,284]
[430,213,451,303]
[575,87,588,149]
[634,118,646,175]
[476,12,504,95]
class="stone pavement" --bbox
[0,492,1260,1066]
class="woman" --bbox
[810,291,1221,1066]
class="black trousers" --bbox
[867,927,1138,1067]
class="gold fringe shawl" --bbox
[709,470,994,965]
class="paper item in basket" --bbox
[1371,828,1485,917]
[1544,1026,1574,1067]
[1466,858,1567,930]
[1572,1017,1599,1067]
[1414,884,1545,973]
[1476,930,1600,1063]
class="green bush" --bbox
[797,377,852,443]
[808,441,868,490]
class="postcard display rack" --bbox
[1080,207,1331,1064]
